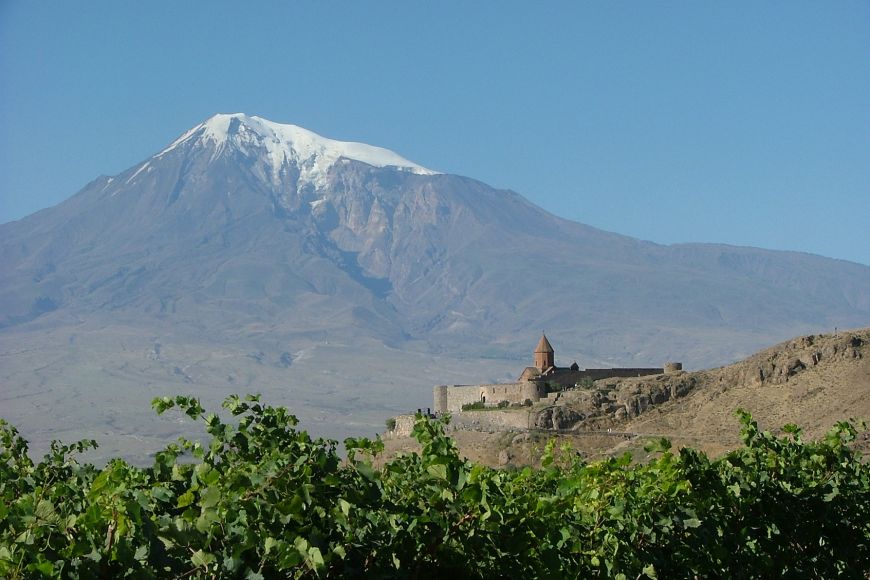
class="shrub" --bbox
[576,377,595,389]
[1,397,867,578]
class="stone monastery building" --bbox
[433,334,681,414]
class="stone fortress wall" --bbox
[434,382,546,414]
[541,367,669,383]
[432,334,682,415]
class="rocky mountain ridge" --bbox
[2,114,869,460]
[3,114,869,367]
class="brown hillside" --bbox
[620,327,870,456]
[382,328,870,467]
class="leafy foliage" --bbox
[1,396,868,578]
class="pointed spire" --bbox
[535,333,554,354]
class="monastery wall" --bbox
[479,382,545,406]
[434,370,673,414]
[433,384,484,414]
[434,381,547,413]
[585,367,665,379]
[431,335,679,418]
[547,368,664,385]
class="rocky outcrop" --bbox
[534,406,586,430]
[528,373,700,429]
[728,332,864,387]
[526,329,869,432]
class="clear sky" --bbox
[1,1,868,265]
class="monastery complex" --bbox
[433,334,682,414]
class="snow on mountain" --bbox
[157,113,438,188]
[4,113,870,462]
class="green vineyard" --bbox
[2,395,868,578]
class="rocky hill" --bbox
[618,327,870,457]
[384,328,870,466]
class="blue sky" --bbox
[2,1,868,265]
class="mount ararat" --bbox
[2,113,868,461]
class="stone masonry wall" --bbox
[435,382,546,413]
[435,368,667,413]
[544,368,664,387]
[440,385,482,413]
[479,382,543,406]
[433,385,448,414]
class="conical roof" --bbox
[534,334,554,354]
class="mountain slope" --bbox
[3,114,868,363]
[1,113,869,459]
[621,327,870,455]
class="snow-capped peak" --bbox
[158,113,438,186]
